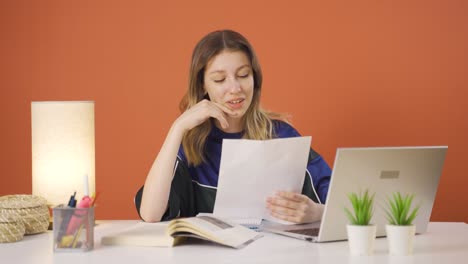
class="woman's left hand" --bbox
[266,191,324,224]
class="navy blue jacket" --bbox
[139,120,331,221]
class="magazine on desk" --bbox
[101,215,261,249]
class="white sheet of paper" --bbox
[213,136,312,225]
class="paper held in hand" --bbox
[101,215,261,249]
[213,136,312,225]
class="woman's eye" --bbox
[213,79,225,83]
[238,73,250,78]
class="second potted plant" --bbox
[344,189,376,256]
[384,192,420,255]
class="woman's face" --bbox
[203,50,254,122]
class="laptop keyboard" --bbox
[285,228,320,237]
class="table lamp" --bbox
[31,101,95,208]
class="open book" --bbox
[101,215,261,249]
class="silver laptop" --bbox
[262,146,448,242]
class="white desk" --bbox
[1,221,467,264]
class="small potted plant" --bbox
[344,189,376,256]
[384,192,420,255]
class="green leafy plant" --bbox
[384,192,420,226]
[344,189,375,225]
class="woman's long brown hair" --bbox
[180,30,286,166]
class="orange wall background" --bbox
[1,0,467,221]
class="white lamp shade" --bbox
[32,101,95,207]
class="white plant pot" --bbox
[386,224,416,255]
[346,224,377,256]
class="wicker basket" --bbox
[0,195,49,235]
[0,215,25,243]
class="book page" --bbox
[213,137,311,225]
[197,213,262,226]
[169,215,261,249]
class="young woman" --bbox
[138,30,331,224]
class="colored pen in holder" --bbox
[65,196,92,235]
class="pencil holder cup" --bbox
[53,205,94,252]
